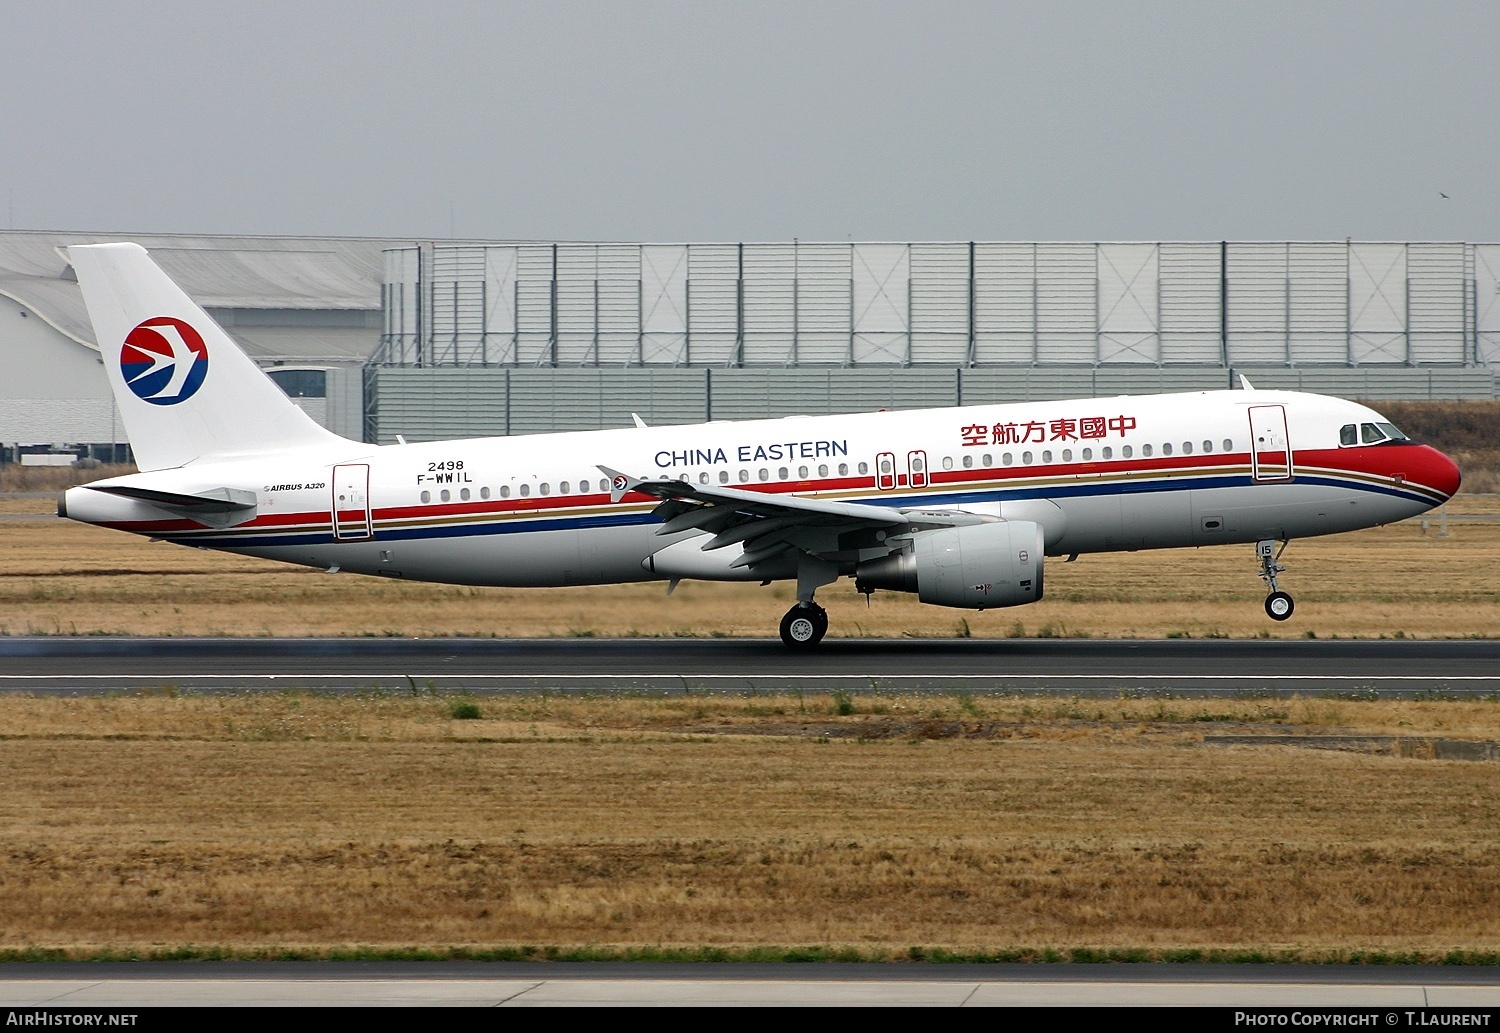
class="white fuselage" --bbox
[64,388,1458,590]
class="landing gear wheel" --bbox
[780,603,828,648]
[1265,591,1294,622]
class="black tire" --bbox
[779,604,828,647]
[1265,591,1294,622]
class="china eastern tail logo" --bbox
[120,317,208,405]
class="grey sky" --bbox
[4,1,1496,242]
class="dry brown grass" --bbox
[2,500,1499,638]
[0,464,135,493]
[1,692,1498,953]
[4,692,1499,743]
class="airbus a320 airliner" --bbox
[59,243,1462,646]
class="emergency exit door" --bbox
[1248,405,1293,481]
[333,464,372,539]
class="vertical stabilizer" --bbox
[67,242,347,470]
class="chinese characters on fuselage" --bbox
[960,415,1137,447]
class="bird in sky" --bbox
[1440,192,1450,199]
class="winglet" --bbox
[1238,373,1255,391]
[597,465,638,503]
[631,412,648,429]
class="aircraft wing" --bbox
[598,465,985,570]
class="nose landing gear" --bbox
[1257,539,1294,621]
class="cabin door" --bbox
[332,463,373,539]
[1248,405,1293,481]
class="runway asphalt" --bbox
[0,636,1497,696]
[1,963,1498,1007]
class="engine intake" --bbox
[856,520,1044,610]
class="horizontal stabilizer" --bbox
[88,484,258,527]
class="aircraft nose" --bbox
[1415,445,1462,499]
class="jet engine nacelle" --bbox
[856,520,1044,610]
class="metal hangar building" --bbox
[368,239,1500,443]
[0,232,1496,460]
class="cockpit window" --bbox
[1342,421,1411,446]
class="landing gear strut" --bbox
[780,602,828,647]
[1257,539,1294,621]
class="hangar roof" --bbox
[0,230,411,362]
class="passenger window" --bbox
[818,464,829,477]
[880,458,893,474]
[539,483,550,495]
[981,453,992,467]
[739,469,750,483]
[962,455,973,469]
[420,490,431,503]
[1143,444,1153,457]
[1061,449,1072,462]
[500,485,511,498]
[699,472,710,484]
[798,465,809,478]
[777,467,788,480]
[440,489,451,502]
[560,481,569,495]
[1122,445,1132,458]
[1340,424,1357,446]
[758,468,769,481]
[1162,443,1172,456]
[460,488,471,501]
[1081,448,1092,461]
[1361,423,1384,444]
[720,470,730,484]
[1102,447,1112,460]
[519,484,531,497]
[1182,442,1193,455]
[1223,439,1233,452]
[1202,441,1212,454]
[1041,450,1052,463]
[841,463,852,476]
[1003,453,1013,466]
[480,486,491,500]
[856,462,866,475]
[1021,451,1033,464]
[942,457,953,470]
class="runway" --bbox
[2,962,1499,1007]
[0,636,1498,696]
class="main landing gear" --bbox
[780,602,828,648]
[779,555,838,647]
[1257,539,1294,621]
